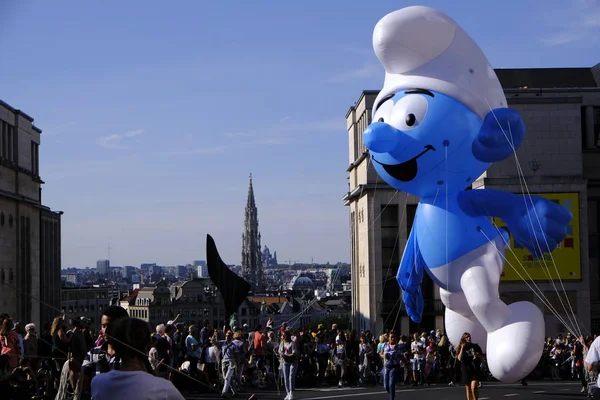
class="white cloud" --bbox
[327,64,382,83]
[541,1,600,46]
[97,129,145,149]
[123,129,144,137]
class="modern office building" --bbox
[60,286,111,329]
[344,64,600,337]
[0,99,63,327]
[96,259,110,276]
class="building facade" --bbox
[241,173,264,293]
[96,259,109,276]
[60,287,111,330]
[344,64,600,337]
[0,100,62,328]
[40,208,62,325]
[120,278,260,328]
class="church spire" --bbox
[247,172,255,209]
[241,173,264,293]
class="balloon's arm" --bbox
[397,226,425,323]
[457,189,520,220]
[472,108,525,163]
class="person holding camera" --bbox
[457,332,483,400]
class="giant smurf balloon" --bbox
[363,6,573,382]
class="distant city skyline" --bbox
[1,1,598,269]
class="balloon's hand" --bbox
[472,108,525,162]
[504,196,572,258]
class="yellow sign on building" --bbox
[493,192,581,282]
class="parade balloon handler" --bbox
[364,6,572,384]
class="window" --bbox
[0,120,16,160]
[595,108,600,146]
[380,205,400,314]
[30,141,39,175]
[1,120,7,159]
[589,200,600,259]
[406,204,417,235]
[351,211,356,276]
[6,122,15,162]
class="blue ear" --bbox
[472,108,525,163]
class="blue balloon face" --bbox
[363,90,491,198]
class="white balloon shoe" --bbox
[485,301,544,382]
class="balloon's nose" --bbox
[363,122,401,153]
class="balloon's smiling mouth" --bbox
[372,145,435,182]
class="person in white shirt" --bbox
[584,335,600,399]
[91,317,184,400]
[411,334,426,386]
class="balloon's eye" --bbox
[389,95,429,131]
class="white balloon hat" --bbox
[372,6,507,119]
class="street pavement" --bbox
[182,381,586,400]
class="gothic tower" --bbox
[242,173,264,293]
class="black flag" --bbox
[206,234,251,318]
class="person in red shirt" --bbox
[279,323,287,337]
[253,325,267,368]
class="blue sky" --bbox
[0,0,598,268]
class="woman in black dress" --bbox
[457,332,483,400]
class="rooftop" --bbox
[496,65,600,89]
[0,99,43,133]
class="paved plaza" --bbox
[183,381,585,400]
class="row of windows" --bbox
[0,212,14,228]
[61,292,108,301]
[0,118,40,176]
[62,305,101,313]
[583,107,600,150]
[380,204,400,327]
[353,112,370,161]
[131,309,148,319]
[0,119,16,162]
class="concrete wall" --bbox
[0,99,57,329]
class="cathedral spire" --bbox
[247,172,255,209]
[242,173,264,293]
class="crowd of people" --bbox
[1,308,600,400]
